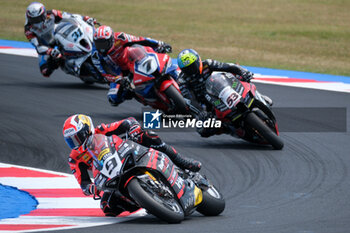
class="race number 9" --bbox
[102,155,122,178]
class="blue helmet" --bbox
[177,49,202,76]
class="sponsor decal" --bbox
[232,80,238,88]
[83,154,90,162]
[64,128,76,137]
[97,148,110,161]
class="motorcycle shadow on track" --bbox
[169,138,276,151]
[3,79,108,90]
[91,112,144,121]
[35,82,108,90]
[118,212,222,225]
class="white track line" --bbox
[0,177,80,189]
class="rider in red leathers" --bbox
[91,25,172,106]
[63,114,201,216]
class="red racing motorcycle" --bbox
[201,72,284,150]
[87,134,225,223]
[122,45,188,113]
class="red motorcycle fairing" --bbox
[156,53,170,74]
[159,78,181,93]
[126,46,183,112]
[215,108,232,120]
[239,81,255,99]
[133,72,155,85]
[249,82,257,97]
[212,77,280,145]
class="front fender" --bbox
[159,78,180,93]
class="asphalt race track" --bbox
[1,53,350,233]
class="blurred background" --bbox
[1,0,350,76]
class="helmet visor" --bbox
[181,62,200,76]
[28,13,46,24]
[95,38,113,54]
[64,124,90,149]
[65,136,80,150]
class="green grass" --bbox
[1,0,350,76]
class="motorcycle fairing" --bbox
[134,53,160,78]
[136,148,200,214]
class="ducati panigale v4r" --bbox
[203,72,284,150]
[87,134,225,223]
[53,16,108,84]
[122,45,188,114]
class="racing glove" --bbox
[104,74,123,83]
[127,124,143,141]
[83,183,100,196]
[156,41,172,53]
[240,71,254,82]
[83,16,97,26]
[47,48,61,59]
[108,83,122,106]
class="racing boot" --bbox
[157,144,202,172]
[101,191,140,217]
[100,191,124,217]
[137,129,202,172]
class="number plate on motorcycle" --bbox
[218,86,242,108]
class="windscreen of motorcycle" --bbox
[206,73,242,108]
[129,46,159,76]
[55,18,93,55]
[127,45,147,62]
[87,134,123,178]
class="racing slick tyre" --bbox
[127,177,185,223]
[196,185,225,216]
[164,85,188,114]
[245,112,284,150]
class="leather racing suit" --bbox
[91,32,171,106]
[24,9,95,77]
[177,59,255,137]
[68,117,201,216]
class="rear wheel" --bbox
[164,85,188,114]
[245,112,284,150]
[127,177,184,223]
[196,185,225,216]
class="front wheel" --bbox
[164,85,188,114]
[127,177,184,223]
[196,185,225,216]
[245,112,284,150]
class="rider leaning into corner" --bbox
[24,2,97,77]
[176,49,273,138]
[91,25,173,107]
[63,114,201,216]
